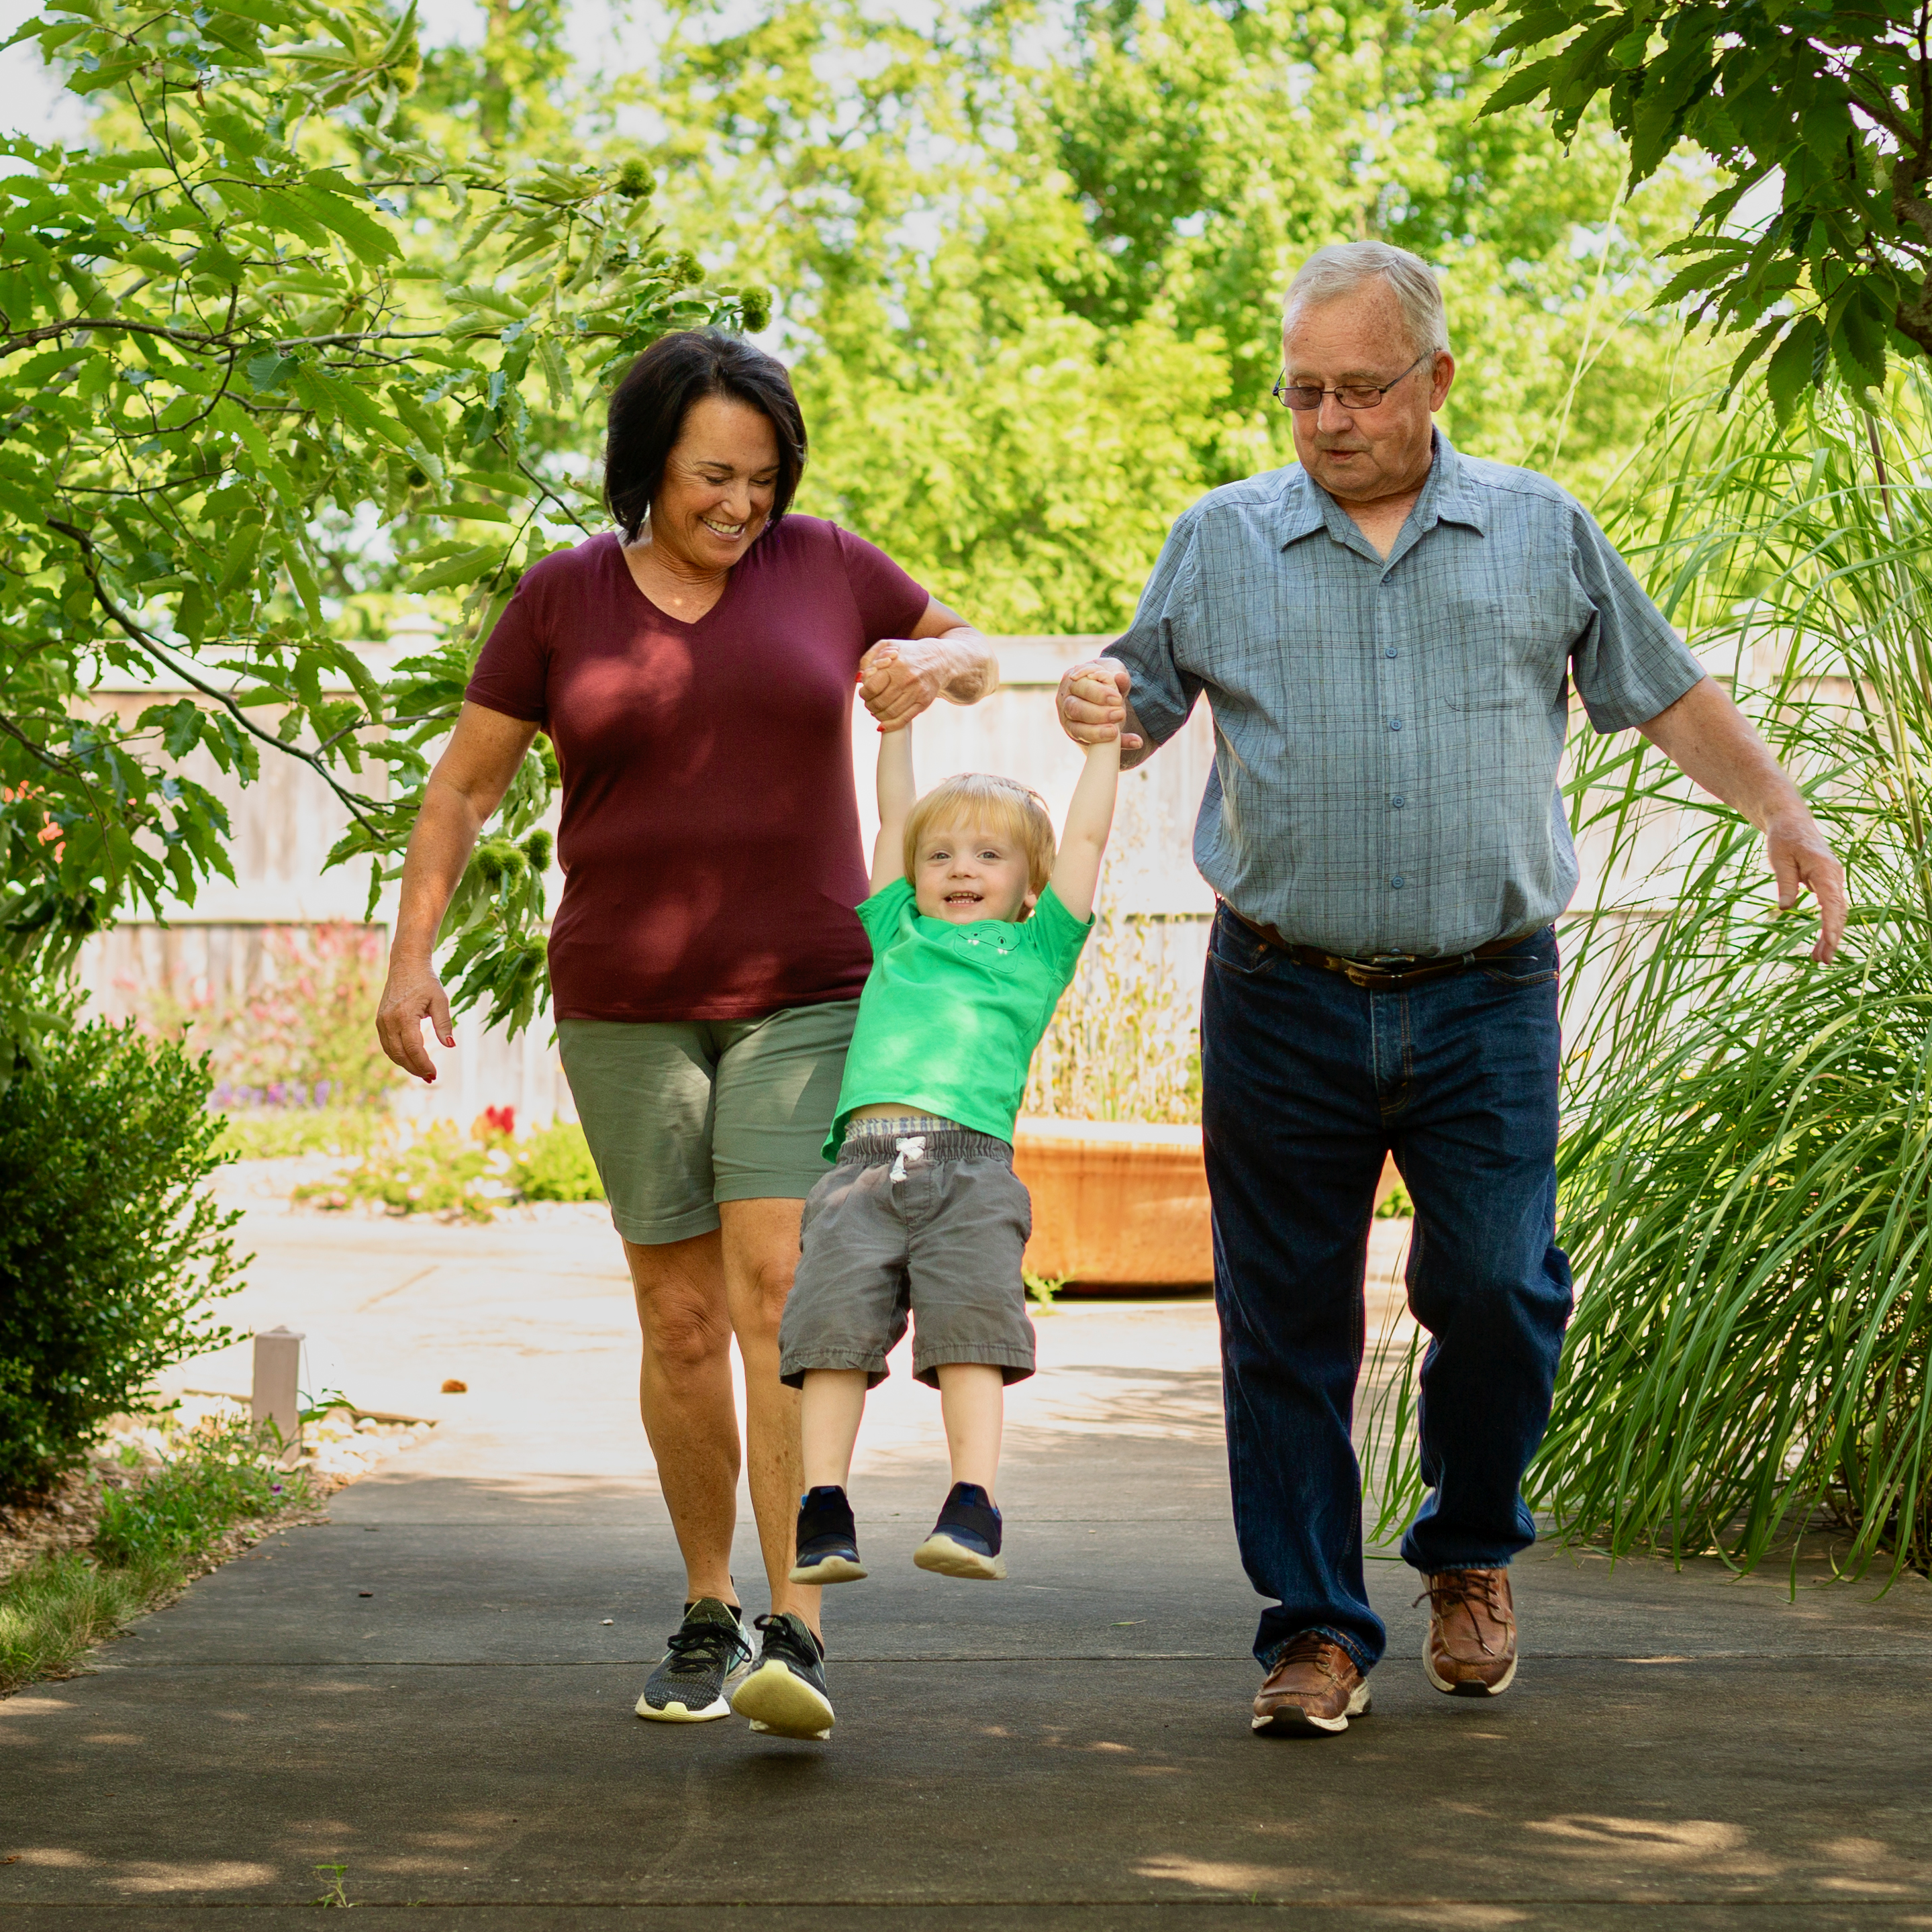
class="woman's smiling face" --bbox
[912,817,1038,925]
[649,393,781,575]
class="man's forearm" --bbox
[1637,676,1807,829]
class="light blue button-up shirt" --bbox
[1111,432,1705,958]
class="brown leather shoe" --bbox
[1251,1632,1371,1736]
[1418,1567,1518,1696]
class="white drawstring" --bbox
[889,1136,927,1182]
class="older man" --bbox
[1059,241,1846,1737]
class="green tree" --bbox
[0,0,761,1055]
[1466,0,1932,417]
[636,0,1715,633]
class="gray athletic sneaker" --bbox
[729,1610,834,1739]
[634,1598,753,1723]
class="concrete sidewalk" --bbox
[2,1179,1929,1927]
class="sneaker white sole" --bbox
[913,1532,1006,1580]
[1251,1681,1372,1736]
[788,1554,867,1585]
[730,1659,835,1740]
[1423,1639,1517,1696]
[634,1692,731,1722]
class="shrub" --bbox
[93,1420,304,1569]
[290,1116,604,1218]
[0,1024,245,1501]
[293,1121,506,1223]
[511,1122,606,1203]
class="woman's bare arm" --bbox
[375,702,540,1081]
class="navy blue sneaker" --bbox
[730,1611,835,1739]
[914,1481,1006,1580]
[789,1484,867,1585]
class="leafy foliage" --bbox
[93,1417,307,1567]
[0,1020,243,1500]
[286,1112,604,1215]
[0,0,759,1049]
[213,1104,385,1158]
[1543,372,1932,1578]
[1466,0,1932,415]
[293,1118,501,1219]
[510,1120,604,1203]
[1,1420,312,1692]
[643,0,1716,633]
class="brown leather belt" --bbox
[1223,905,1535,992]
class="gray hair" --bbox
[1281,242,1450,359]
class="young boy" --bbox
[726,669,1119,1741]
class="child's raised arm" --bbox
[871,708,917,897]
[1047,735,1120,923]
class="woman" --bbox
[375,328,996,1739]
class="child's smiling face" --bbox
[912,817,1038,925]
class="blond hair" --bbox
[903,773,1057,906]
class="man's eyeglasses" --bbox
[1271,351,1431,414]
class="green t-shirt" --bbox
[825,875,1093,1157]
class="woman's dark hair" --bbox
[603,330,807,541]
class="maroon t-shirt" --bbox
[465,519,930,1022]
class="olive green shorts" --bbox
[557,1002,858,1247]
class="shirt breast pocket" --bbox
[1443,595,1555,714]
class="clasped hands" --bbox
[1055,657,1141,750]
[858,638,959,732]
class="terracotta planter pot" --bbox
[1012,1117,1402,1288]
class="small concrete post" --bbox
[251,1326,305,1447]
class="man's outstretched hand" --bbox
[1057,658,1143,749]
[1765,806,1849,963]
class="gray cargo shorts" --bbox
[778,1127,1036,1390]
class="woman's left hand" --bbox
[859,638,951,730]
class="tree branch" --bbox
[44,518,391,835]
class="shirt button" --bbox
[1391,875,1406,889]
[1384,646,1398,659]
[1389,718,1403,732]
[1390,794,1405,808]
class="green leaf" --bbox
[138,698,207,759]
[247,351,297,394]
[1765,316,1825,427]
[1832,282,1889,389]
[1479,51,1571,117]
[406,544,507,591]
[279,531,324,628]
[285,175,401,265]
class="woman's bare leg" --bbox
[622,1230,739,1607]
[719,1196,822,1635]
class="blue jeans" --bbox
[1201,908,1574,1675]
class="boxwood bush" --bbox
[0,1023,244,1500]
